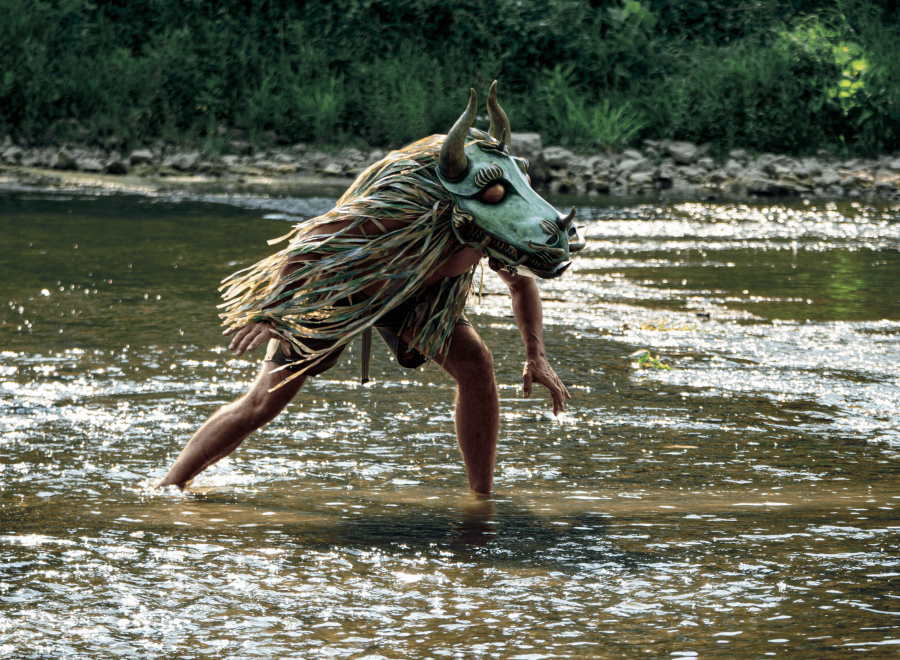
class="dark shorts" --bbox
[264,287,470,377]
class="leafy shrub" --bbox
[0,0,897,154]
[538,65,648,149]
[657,32,845,153]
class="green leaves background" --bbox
[1,0,897,155]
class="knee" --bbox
[450,339,495,386]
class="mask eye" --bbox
[479,182,506,204]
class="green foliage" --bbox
[541,65,648,148]
[605,1,659,81]
[629,349,673,371]
[834,0,900,152]
[656,33,847,152]
[786,16,867,114]
[0,0,898,154]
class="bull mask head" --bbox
[436,82,585,279]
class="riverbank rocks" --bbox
[2,145,24,164]
[51,149,77,170]
[3,133,900,199]
[76,156,104,172]
[170,152,200,171]
[520,138,900,199]
[510,132,542,161]
[667,142,700,164]
[364,149,386,167]
[644,140,710,165]
[543,146,576,169]
[105,157,129,175]
[510,132,550,182]
[228,140,252,155]
[129,149,154,166]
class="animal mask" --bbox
[436,82,585,279]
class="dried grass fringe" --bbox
[218,135,474,384]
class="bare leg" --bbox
[422,324,499,496]
[156,362,306,489]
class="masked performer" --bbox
[157,83,583,496]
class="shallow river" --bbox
[1,189,899,659]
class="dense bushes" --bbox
[1,0,898,155]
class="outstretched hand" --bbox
[223,321,288,357]
[522,356,571,416]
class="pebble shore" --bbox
[2,132,900,199]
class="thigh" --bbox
[264,337,347,377]
[403,323,493,383]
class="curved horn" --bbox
[558,206,575,230]
[439,88,477,182]
[487,80,511,152]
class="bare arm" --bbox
[496,270,571,415]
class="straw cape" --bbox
[218,134,475,383]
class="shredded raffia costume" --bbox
[218,135,475,381]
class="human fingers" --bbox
[227,324,254,351]
[223,322,252,338]
[522,369,533,399]
[537,372,565,415]
[234,325,265,356]
[244,327,272,354]
[550,380,565,415]
[238,324,269,354]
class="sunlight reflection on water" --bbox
[1,192,899,658]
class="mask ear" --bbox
[486,81,511,152]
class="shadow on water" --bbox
[261,500,623,566]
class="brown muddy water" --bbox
[1,189,899,659]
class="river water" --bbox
[1,189,899,658]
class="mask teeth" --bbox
[473,228,516,261]
[511,252,529,267]
[527,240,567,262]
[467,225,564,271]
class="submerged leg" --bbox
[426,324,499,496]
[156,362,306,489]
